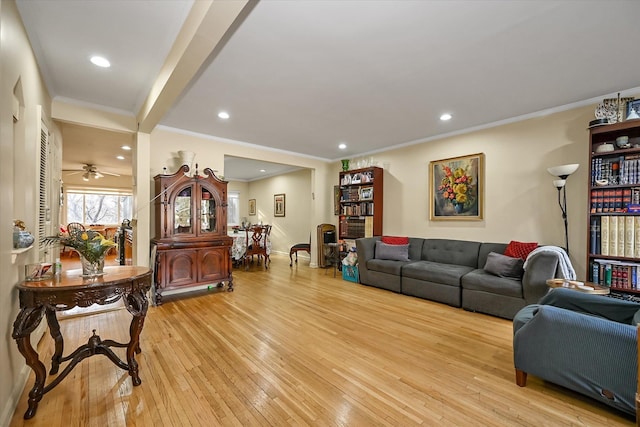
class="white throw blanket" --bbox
[523,245,576,280]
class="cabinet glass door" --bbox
[201,188,217,233]
[174,187,193,234]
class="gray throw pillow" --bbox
[375,241,409,261]
[632,309,640,326]
[484,251,524,279]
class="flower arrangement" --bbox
[43,227,116,264]
[437,165,476,212]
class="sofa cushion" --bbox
[504,240,538,260]
[484,252,524,279]
[403,260,474,287]
[478,242,509,269]
[381,236,409,245]
[365,259,407,276]
[375,241,409,261]
[422,239,481,268]
[461,269,523,298]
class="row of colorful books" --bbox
[589,215,640,257]
[591,155,640,186]
[589,188,640,213]
[590,259,640,289]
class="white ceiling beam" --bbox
[136,0,255,133]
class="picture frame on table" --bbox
[274,194,286,217]
[429,153,484,221]
[248,199,256,216]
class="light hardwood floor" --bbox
[10,254,635,426]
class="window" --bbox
[66,190,132,225]
[227,191,239,226]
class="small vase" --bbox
[79,254,105,277]
[341,159,350,171]
[454,203,464,214]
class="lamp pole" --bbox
[547,164,579,256]
[555,181,569,255]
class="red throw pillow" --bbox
[504,240,538,260]
[381,236,409,245]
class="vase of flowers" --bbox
[437,165,476,214]
[79,253,106,277]
[43,227,116,277]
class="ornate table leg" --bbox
[12,306,47,419]
[45,306,64,374]
[125,290,149,386]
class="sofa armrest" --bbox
[521,252,559,304]
[355,237,380,284]
[513,304,637,414]
[539,287,640,324]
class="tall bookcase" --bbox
[588,119,640,293]
[338,166,383,239]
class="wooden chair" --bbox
[244,225,270,270]
[63,222,85,257]
[289,234,311,267]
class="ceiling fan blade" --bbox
[101,171,121,177]
[94,171,104,178]
[62,170,83,176]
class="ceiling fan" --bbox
[63,164,121,181]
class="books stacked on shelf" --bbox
[341,202,374,216]
[338,217,374,239]
[590,216,640,257]
[340,187,360,202]
[591,155,640,186]
[590,259,640,290]
[590,187,640,213]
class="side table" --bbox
[12,266,152,419]
[546,278,610,295]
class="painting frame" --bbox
[429,153,484,221]
[627,99,640,119]
[334,185,341,215]
[248,199,256,216]
[274,193,286,217]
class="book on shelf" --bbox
[609,216,618,257]
[601,216,609,256]
[590,217,599,255]
[618,217,625,257]
[625,216,635,258]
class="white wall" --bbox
[247,168,312,255]
[0,1,59,424]
[360,104,609,279]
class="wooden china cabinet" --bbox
[152,165,233,304]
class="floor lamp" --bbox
[547,164,579,255]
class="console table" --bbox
[12,266,152,419]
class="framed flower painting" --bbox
[430,153,484,220]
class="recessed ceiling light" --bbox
[440,113,452,121]
[116,155,125,160]
[121,145,131,150]
[338,143,347,150]
[218,111,230,119]
[90,55,110,68]
[260,169,266,173]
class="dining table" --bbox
[228,228,272,265]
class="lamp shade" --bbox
[547,164,579,178]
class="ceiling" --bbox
[16,1,640,181]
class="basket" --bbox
[342,265,359,283]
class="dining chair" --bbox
[289,233,311,267]
[64,222,85,256]
[244,225,270,270]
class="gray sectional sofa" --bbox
[356,237,562,319]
